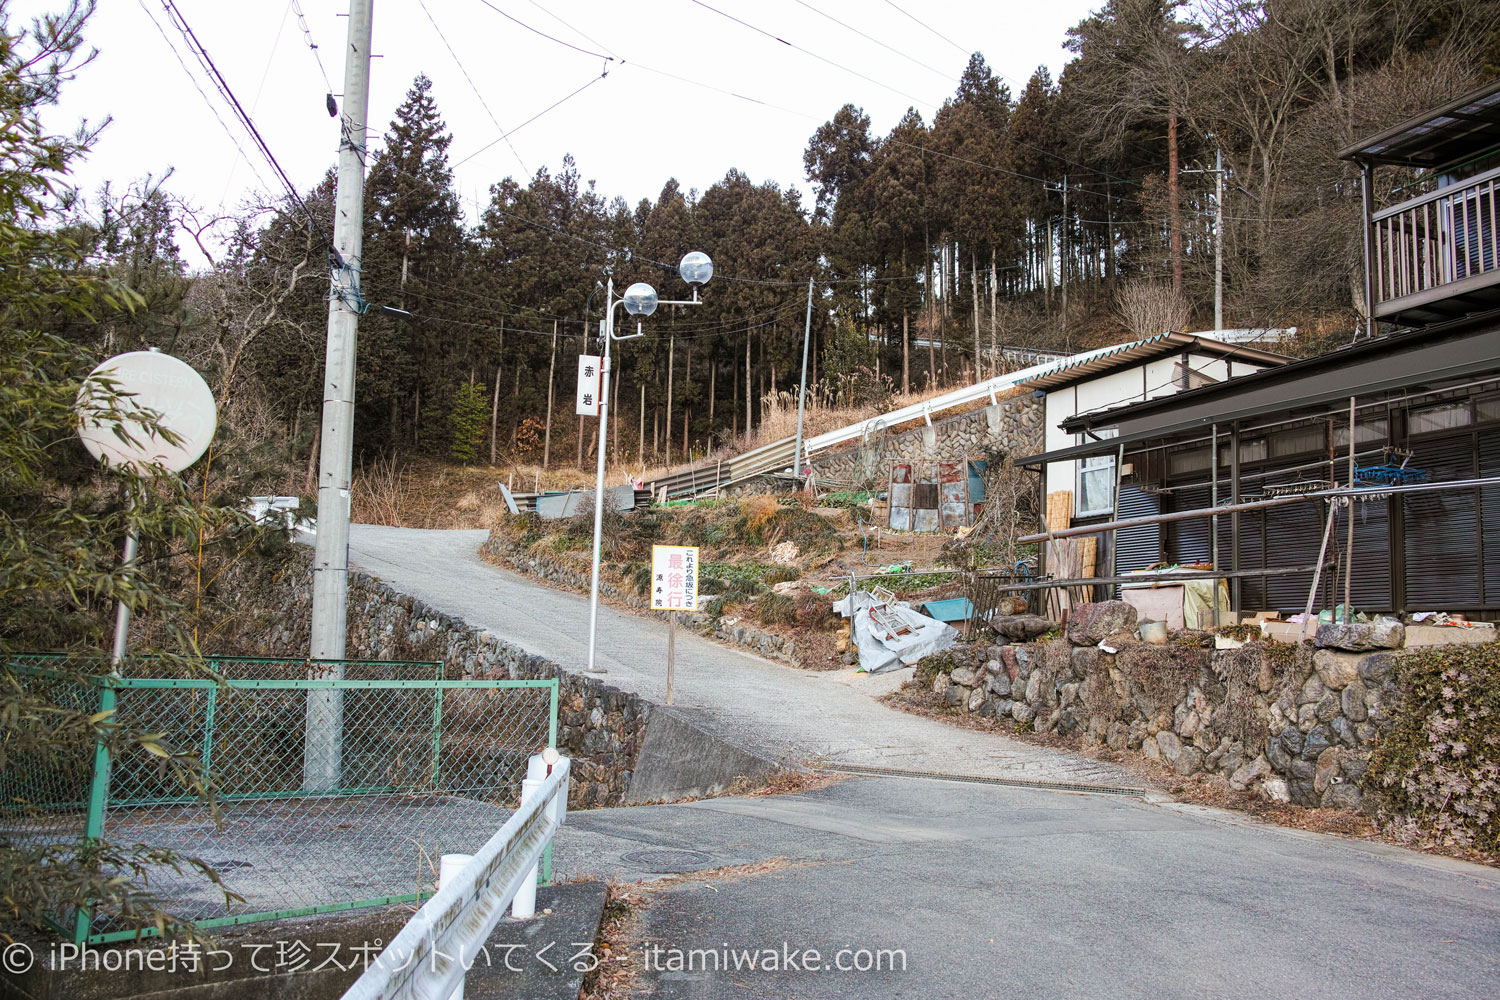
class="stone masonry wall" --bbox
[810,395,1042,485]
[922,603,1427,809]
[478,533,807,668]
[265,561,648,808]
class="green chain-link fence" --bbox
[2,655,558,944]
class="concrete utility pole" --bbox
[306,0,375,793]
[1215,146,1224,332]
[792,276,813,478]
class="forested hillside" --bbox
[61,0,1500,480]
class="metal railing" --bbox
[2,655,558,944]
[340,753,571,1000]
[1372,163,1500,310]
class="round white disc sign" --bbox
[76,350,217,472]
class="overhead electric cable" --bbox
[136,0,275,201]
[451,69,610,171]
[419,0,529,176]
[474,0,615,63]
[882,0,967,56]
[794,0,953,83]
[157,1,319,231]
[290,0,334,92]
[686,0,941,110]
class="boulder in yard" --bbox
[1065,601,1139,646]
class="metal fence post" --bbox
[75,678,114,944]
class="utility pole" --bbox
[1060,174,1068,347]
[306,0,374,793]
[793,276,814,478]
[1215,146,1224,332]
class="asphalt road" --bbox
[346,524,1138,785]
[345,524,1500,999]
[558,776,1500,999]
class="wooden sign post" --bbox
[651,544,699,705]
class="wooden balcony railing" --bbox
[1372,164,1500,322]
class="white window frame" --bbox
[1075,452,1117,518]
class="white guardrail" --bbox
[799,342,1124,460]
[341,753,571,1000]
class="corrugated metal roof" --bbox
[1338,78,1500,168]
[1015,332,1288,392]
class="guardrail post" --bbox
[512,754,546,918]
[438,853,474,1000]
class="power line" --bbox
[419,0,529,176]
[796,0,953,83]
[521,0,618,59]
[156,1,320,232]
[687,0,942,111]
[136,0,275,201]
[290,0,334,92]
[883,0,967,57]
[450,68,610,171]
[473,0,615,64]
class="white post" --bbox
[585,281,614,675]
[666,611,676,706]
[438,853,475,1000]
[512,754,547,918]
[305,0,374,792]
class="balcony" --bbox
[1371,166,1500,326]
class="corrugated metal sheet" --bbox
[1483,434,1500,603]
[1114,486,1161,599]
[1404,434,1480,607]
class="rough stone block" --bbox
[1313,649,1361,690]
[992,615,1056,641]
[1155,729,1183,764]
[1341,677,1368,722]
[987,671,1012,697]
[1315,617,1404,652]
[950,667,977,687]
[1065,600,1139,645]
[1357,651,1399,685]
[1229,755,1271,790]
[1402,623,1496,647]
[967,687,986,713]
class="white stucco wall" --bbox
[1041,351,1270,526]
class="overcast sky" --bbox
[20,1,1098,263]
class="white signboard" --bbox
[75,350,217,472]
[651,545,699,611]
[575,354,601,416]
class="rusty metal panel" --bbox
[913,507,940,532]
[890,483,913,507]
[890,464,913,484]
[890,506,912,531]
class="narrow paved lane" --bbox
[345,524,1138,786]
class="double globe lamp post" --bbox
[585,251,714,673]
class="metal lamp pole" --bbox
[584,253,713,674]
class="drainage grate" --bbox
[816,763,1146,797]
[620,849,715,873]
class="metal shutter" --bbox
[1403,434,1479,608]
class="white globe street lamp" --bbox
[584,253,714,674]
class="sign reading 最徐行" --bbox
[575,354,601,416]
[651,545,699,611]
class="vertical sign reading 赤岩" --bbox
[576,354,601,416]
[651,545,699,611]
